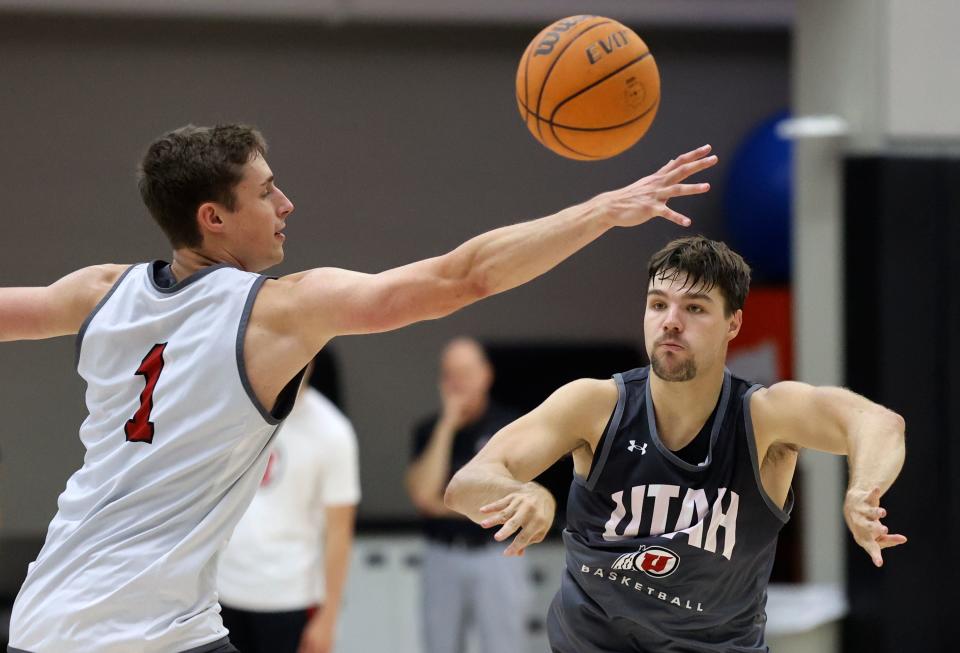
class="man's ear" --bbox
[727,308,743,342]
[196,202,225,238]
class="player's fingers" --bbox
[481,509,514,529]
[480,500,518,528]
[504,528,536,556]
[657,144,712,174]
[479,496,513,514]
[867,486,882,506]
[863,540,883,567]
[660,183,710,199]
[878,534,907,548]
[657,206,692,227]
[494,511,526,541]
[664,154,718,184]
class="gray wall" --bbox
[0,15,788,533]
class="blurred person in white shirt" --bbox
[218,351,360,653]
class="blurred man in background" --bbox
[406,338,530,653]
[217,353,361,653]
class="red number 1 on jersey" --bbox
[125,342,168,444]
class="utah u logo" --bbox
[612,545,680,578]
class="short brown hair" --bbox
[647,236,751,315]
[138,124,267,248]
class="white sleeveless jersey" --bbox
[9,261,298,653]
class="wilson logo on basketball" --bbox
[534,15,593,56]
[611,545,680,578]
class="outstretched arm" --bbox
[751,382,907,567]
[444,378,617,556]
[283,145,717,347]
[0,264,129,342]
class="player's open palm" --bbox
[844,486,907,567]
[600,144,717,229]
[479,482,556,557]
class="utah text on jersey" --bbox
[601,483,739,561]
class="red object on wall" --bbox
[727,286,792,383]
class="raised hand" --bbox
[479,482,556,557]
[597,144,717,228]
[844,486,907,567]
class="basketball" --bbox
[516,15,660,161]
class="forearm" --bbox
[445,198,610,299]
[406,421,457,507]
[321,510,356,619]
[444,460,531,524]
[845,409,906,495]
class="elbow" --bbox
[886,409,906,438]
[465,267,494,302]
[443,470,466,513]
[441,252,493,306]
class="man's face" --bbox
[220,154,294,272]
[643,272,741,382]
[440,341,493,407]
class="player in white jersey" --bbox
[0,124,716,652]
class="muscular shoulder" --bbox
[62,263,130,289]
[250,269,342,338]
[748,381,821,450]
[543,378,618,437]
[59,263,133,319]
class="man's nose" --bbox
[277,189,294,217]
[662,305,683,332]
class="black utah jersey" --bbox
[548,367,792,653]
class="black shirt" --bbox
[410,402,519,546]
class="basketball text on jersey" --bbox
[601,484,739,561]
[576,561,705,612]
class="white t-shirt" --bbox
[217,386,361,611]
[10,262,288,653]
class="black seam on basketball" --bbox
[534,19,612,145]
[548,51,652,147]
[549,51,651,122]
[548,52,654,159]
[552,97,660,159]
[517,94,658,132]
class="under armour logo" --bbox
[627,440,647,455]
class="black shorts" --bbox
[220,603,317,653]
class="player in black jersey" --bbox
[445,236,906,653]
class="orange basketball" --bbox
[516,15,660,161]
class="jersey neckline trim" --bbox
[645,368,732,472]
[743,383,793,523]
[146,260,232,294]
[75,263,137,368]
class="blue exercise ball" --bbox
[723,110,792,282]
